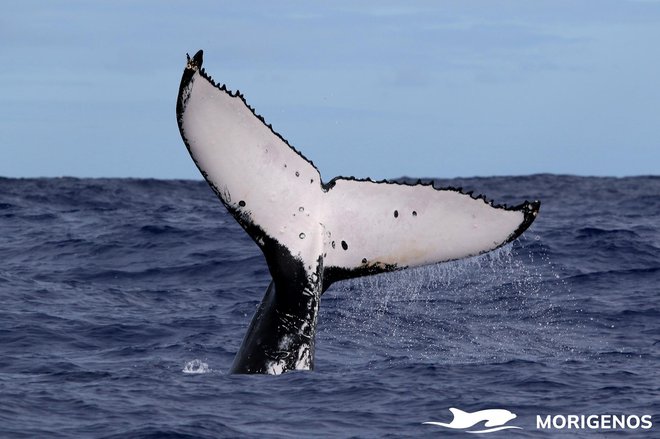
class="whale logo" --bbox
[424,407,522,434]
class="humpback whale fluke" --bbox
[176,50,540,374]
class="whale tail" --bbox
[176,50,539,374]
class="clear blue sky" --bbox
[2,1,659,180]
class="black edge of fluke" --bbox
[507,200,541,244]
[176,50,203,119]
[188,50,203,71]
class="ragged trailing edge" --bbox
[178,49,322,178]
[178,49,540,213]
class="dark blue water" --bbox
[1,175,658,438]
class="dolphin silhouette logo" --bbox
[424,407,521,433]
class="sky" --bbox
[2,1,659,180]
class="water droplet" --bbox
[299,233,306,239]
[182,359,210,374]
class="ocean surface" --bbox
[0,175,658,438]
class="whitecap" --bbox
[182,359,211,374]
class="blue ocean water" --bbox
[0,175,658,438]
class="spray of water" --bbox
[324,239,593,367]
[182,359,211,374]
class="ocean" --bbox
[0,175,658,438]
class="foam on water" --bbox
[182,359,211,374]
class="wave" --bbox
[181,359,211,374]
[1,175,658,438]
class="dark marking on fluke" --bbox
[176,49,541,375]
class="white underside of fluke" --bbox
[323,179,525,269]
[179,69,534,277]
